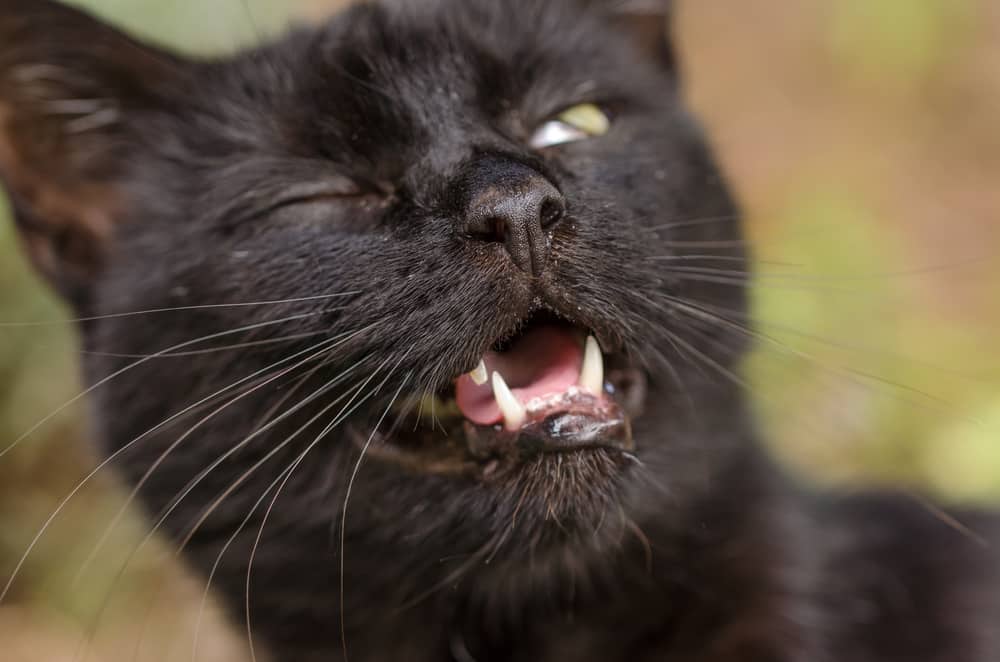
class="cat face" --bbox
[0,0,747,577]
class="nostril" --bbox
[539,197,565,229]
[467,215,508,243]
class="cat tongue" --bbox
[455,326,583,427]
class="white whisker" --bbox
[72,347,378,660]
[0,321,366,607]
[337,360,414,662]
[0,291,361,327]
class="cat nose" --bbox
[462,167,565,276]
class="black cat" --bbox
[0,0,997,660]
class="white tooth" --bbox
[492,371,526,430]
[579,336,604,395]
[469,359,489,386]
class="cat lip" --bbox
[463,392,635,461]
[352,389,637,477]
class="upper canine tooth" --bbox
[492,371,526,430]
[469,359,489,386]
[579,336,604,395]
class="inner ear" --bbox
[0,0,187,306]
[608,0,677,76]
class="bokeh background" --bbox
[0,0,998,659]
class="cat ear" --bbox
[607,0,677,77]
[0,0,186,304]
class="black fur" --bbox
[0,1,997,660]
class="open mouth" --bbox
[353,312,647,476]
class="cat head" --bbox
[0,0,748,586]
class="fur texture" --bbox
[0,1,997,660]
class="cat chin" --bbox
[343,407,644,534]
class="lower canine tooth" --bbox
[469,359,489,386]
[579,336,604,395]
[492,371,526,430]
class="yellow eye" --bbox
[529,103,611,149]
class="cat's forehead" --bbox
[309,0,646,116]
[274,0,656,171]
[323,0,605,62]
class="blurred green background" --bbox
[0,0,998,659]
